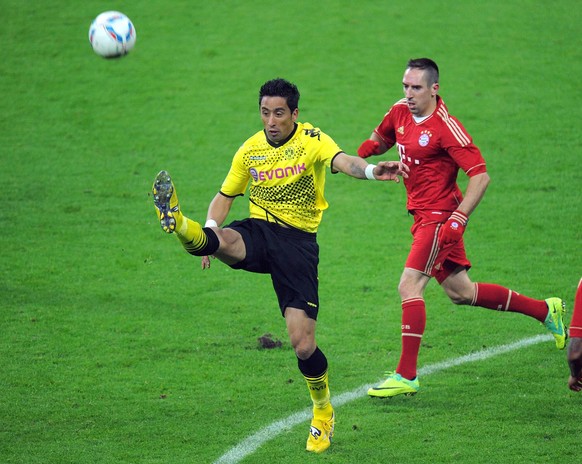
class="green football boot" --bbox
[368,372,420,398]
[544,297,567,350]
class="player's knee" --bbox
[215,228,245,259]
[291,338,316,360]
[398,279,417,300]
[294,347,312,360]
[448,293,468,305]
[397,280,406,297]
[442,280,475,305]
[446,288,474,305]
[398,270,429,300]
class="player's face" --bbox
[402,68,439,117]
[260,96,298,144]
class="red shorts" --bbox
[405,210,471,284]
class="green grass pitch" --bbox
[1,1,581,463]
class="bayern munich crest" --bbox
[418,133,430,147]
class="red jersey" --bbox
[374,96,486,213]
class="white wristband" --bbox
[365,164,377,180]
[204,219,218,228]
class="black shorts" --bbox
[225,218,320,320]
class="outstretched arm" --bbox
[332,152,409,182]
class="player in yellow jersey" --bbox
[152,78,409,453]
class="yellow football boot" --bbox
[306,411,334,453]
[152,170,180,233]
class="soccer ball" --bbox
[89,11,136,58]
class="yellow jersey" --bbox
[220,122,342,233]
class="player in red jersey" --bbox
[358,58,567,398]
[567,278,582,391]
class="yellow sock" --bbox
[175,215,209,254]
[304,370,332,418]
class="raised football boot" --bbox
[367,372,420,398]
[306,411,334,453]
[152,170,180,233]
[544,297,567,350]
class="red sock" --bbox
[396,298,426,380]
[473,283,547,322]
[570,278,582,338]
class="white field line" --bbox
[214,334,551,464]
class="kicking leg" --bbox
[152,170,245,263]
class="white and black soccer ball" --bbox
[89,11,136,58]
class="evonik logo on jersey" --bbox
[249,163,306,182]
